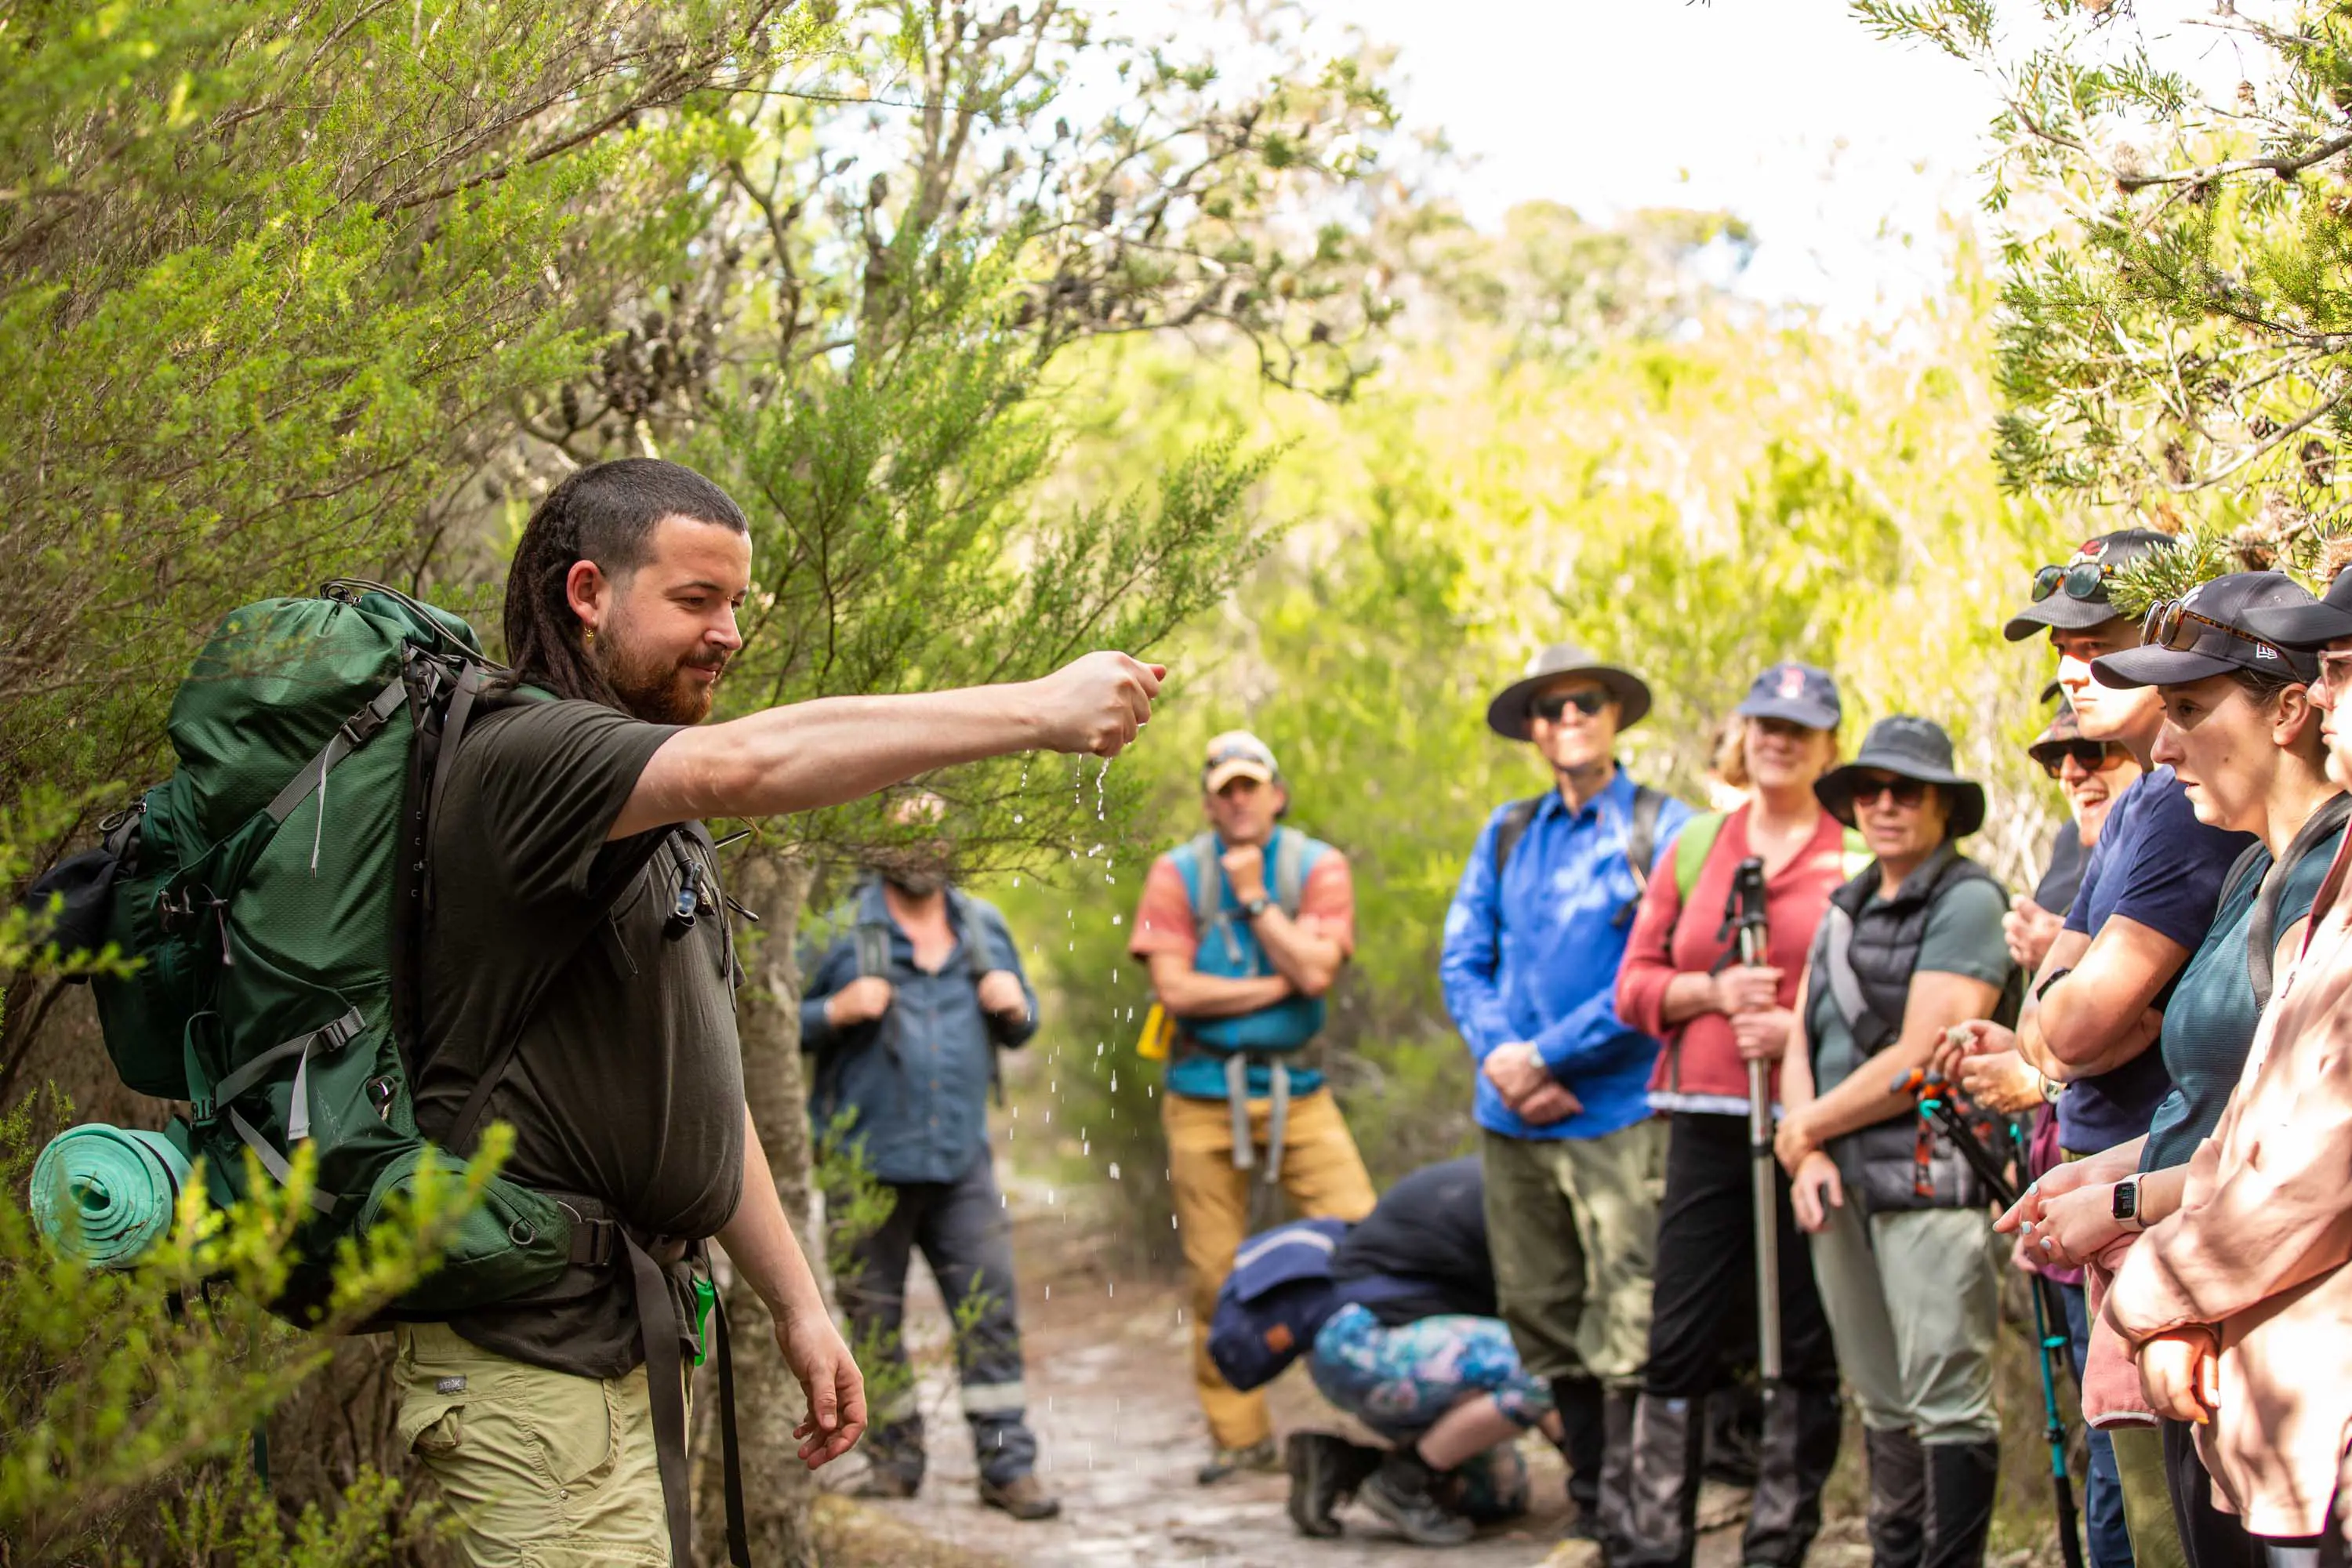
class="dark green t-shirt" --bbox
[412,698,745,1376]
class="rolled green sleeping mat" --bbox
[31,1123,192,1268]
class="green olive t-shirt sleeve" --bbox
[1915,877,2013,986]
[456,699,681,907]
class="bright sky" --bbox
[1340,1,2003,317]
[1287,1,2262,319]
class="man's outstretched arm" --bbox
[613,652,1162,840]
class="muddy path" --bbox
[821,1173,1871,1568]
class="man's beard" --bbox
[866,844,953,898]
[595,623,726,725]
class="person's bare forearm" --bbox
[1661,971,1719,1026]
[1249,908,1343,996]
[719,1108,827,1323]
[1155,967,1293,1019]
[616,687,1042,840]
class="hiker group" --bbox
[1167,524,2352,1568]
[42,451,2352,1568]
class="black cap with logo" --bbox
[2089,571,2319,688]
[2244,568,2352,651]
[2002,528,2180,642]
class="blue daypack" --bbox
[1207,1218,1352,1392]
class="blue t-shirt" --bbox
[2141,823,2343,1171]
[2056,768,2256,1153]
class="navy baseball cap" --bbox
[2002,529,2180,641]
[1733,662,1842,731]
[2091,571,2319,688]
[2244,568,2352,650]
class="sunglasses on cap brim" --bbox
[2140,599,2295,663]
[2031,740,2127,779]
[1531,689,1610,721]
[2032,561,2117,603]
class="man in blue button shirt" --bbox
[801,798,1056,1521]
[1442,641,1691,1544]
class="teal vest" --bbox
[1169,826,1330,1054]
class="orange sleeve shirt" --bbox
[1129,847,1356,965]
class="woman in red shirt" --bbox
[1610,662,1854,1568]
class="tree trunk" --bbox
[702,845,822,1567]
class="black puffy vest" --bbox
[1810,844,2024,1212]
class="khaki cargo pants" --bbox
[394,1321,681,1568]
[1165,1087,1377,1450]
[1481,1119,1668,1387]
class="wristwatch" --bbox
[1239,894,1272,920]
[2111,1174,2146,1233]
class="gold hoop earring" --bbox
[583,627,595,645]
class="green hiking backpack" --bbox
[52,580,572,1320]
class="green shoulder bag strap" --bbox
[2245,792,2352,1009]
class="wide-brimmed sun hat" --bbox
[1485,642,1653,740]
[1815,715,1987,840]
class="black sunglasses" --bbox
[1849,773,1929,808]
[1532,689,1610,721]
[2032,740,2127,779]
[2140,598,2294,662]
[2032,561,2117,603]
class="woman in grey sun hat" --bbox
[1813,715,1987,840]
[1484,642,1653,739]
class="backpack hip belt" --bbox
[548,1192,746,1568]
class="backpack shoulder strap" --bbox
[2218,840,2270,918]
[1492,797,1544,878]
[1672,811,1724,904]
[1627,786,1664,891]
[949,889,993,980]
[1819,902,1870,1034]
[1271,828,1312,916]
[444,825,684,1155]
[2248,793,2352,1009]
[1174,831,1225,929]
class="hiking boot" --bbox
[1286,1431,1381,1538]
[1864,1426,1928,1568]
[1922,1440,1999,1568]
[850,1467,920,1500]
[1361,1450,1476,1547]
[1197,1437,1279,1486]
[978,1472,1062,1520]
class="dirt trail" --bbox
[824,1174,1865,1568]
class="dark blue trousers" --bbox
[836,1149,1038,1485]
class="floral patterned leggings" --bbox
[1308,1302,1555,1520]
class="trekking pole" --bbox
[1726,857,1780,1385]
[1887,1069,2087,1568]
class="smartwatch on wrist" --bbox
[2112,1174,2146,1233]
[1240,894,1272,920]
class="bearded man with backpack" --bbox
[103,456,1155,1568]
[799,795,1057,1521]
[1128,729,1374,1486]
[1439,643,1694,1548]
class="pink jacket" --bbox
[1616,804,1849,1112]
[2104,839,2352,1538]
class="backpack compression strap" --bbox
[2246,792,2352,1009]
